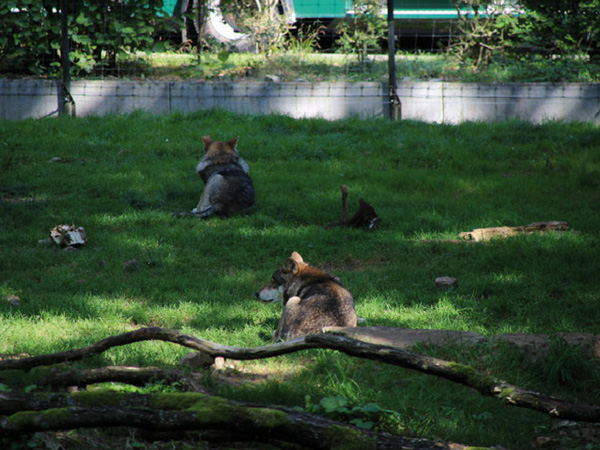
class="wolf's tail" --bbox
[191,206,213,217]
[172,206,213,218]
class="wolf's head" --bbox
[202,135,239,160]
[255,252,306,303]
[196,136,249,182]
[256,251,335,304]
[255,270,285,303]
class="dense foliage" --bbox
[0,0,174,75]
[450,0,600,67]
[519,0,600,57]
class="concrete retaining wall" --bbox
[1,78,599,123]
[399,83,600,124]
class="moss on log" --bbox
[0,391,470,449]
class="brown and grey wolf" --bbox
[188,135,255,217]
[256,252,357,341]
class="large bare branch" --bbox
[1,327,599,422]
[0,327,314,371]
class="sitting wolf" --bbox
[191,135,255,217]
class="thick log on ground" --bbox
[1,327,599,423]
[36,365,206,391]
[304,334,600,423]
[458,221,569,242]
[0,391,469,449]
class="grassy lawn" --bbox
[1,111,599,449]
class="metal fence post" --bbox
[60,0,75,117]
[387,0,401,120]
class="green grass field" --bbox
[1,111,599,449]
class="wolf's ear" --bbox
[284,252,303,275]
[290,251,303,263]
[229,136,239,150]
[202,136,212,152]
[203,136,213,151]
[284,257,300,275]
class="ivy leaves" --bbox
[297,395,400,430]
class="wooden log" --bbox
[0,391,469,449]
[459,221,569,242]
[0,327,314,372]
[35,365,206,391]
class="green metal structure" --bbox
[291,0,463,19]
[162,0,469,49]
[163,0,464,20]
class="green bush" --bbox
[336,0,386,61]
[449,0,520,68]
[518,0,600,58]
[0,0,175,76]
[449,0,600,68]
[0,0,62,75]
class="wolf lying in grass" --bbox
[256,252,357,341]
[176,135,255,218]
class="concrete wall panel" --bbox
[0,79,598,123]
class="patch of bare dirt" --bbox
[211,357,314,387]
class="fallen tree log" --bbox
[35,365,207,392]
[0,391,469,449]
[458,221,569,242]
[1,327,598,423]
[307,334,600,423]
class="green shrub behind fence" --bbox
[0,0,175,76]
